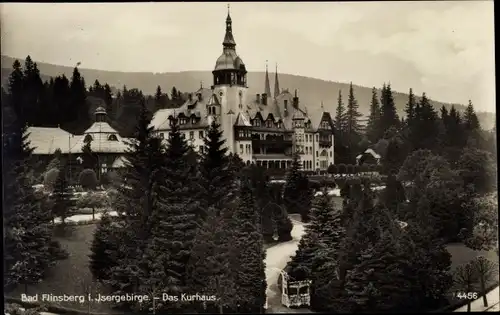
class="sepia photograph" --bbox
[1,1,498,314]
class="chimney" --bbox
[262,93,267,105]
[293,89,299,108]
[256,94,260,104]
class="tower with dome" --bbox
[150,6,336,172]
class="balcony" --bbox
[252,136,293,148]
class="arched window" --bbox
[108,134,118,141]
[84,134,93,142]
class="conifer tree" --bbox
[104,99,165,307]
[463,100,481,144]
[335,90,347,146]
[81,135,97,171]
[199,120,235,215]
[51,166,72,225]
[70,67,88,122]
[283,153,312,222]
[412,93,440,150]
[380,83,400,133]
[89,212,121,281]
[4,108,64,293]
[154,85,164,111]
[366,87,382,144]
[146,117,200,312]
[405,88,417,127]
[231,177,267,313]
[346,82,363,161]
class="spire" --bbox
[264,60,271,97]
[321,101,324,112]
[223,4,236,49]
[274,62,280,99]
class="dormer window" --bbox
[84,134,93,142]
[191,117,196,124]
[188,94,192,101]
[197,93,202,101]
[108,134,118,141]
[253,119,261,127]
[277,121,282,129]
[266,120,273,128]
[284,100,288,110]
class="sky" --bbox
[0,1,495,112]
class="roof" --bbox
[150,88,333,134]
[26,127,79,155]
[214,49,245,71]
[72,133,129,153]
[356,139,388,160]
[150,88,214,130]
[27,123,132,155]
[85,122,118,134]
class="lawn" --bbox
[7,224,119,314]
[7,219,498,314]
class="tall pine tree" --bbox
[346,82,363,162]
[379,83,400,133]
[366,87,382,144]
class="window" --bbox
[284,99,288,110]
[330,151,332,157]
[108,134,118,141]
[316,151,318,157]
[240,144,244,154]
[199,130,204,139]
[316,134,319,142]
[84,134,93,142]
[189,131,194,139]
[168,132,172,138]
[159,133,164,139]
[191,118,196,124]
[199,145,204,154]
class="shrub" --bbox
[337,164,346,174]
[79,169,98,190]
[43,168,60,191]
[346,164,354,174]
[327,164,338,174]
[353,165,360,173]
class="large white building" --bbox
[149,8,335,171]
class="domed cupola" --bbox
[213,5,247,87]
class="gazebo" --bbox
[277,269,312,308]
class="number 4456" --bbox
[455,292,478,300]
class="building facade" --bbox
[28,107,129,182]
[149,9,335,171]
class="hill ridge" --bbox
[1,55,494,130]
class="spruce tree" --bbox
[188,207,237,313]
[380,83,400,133]
[89,212,121,281]
[231,177,267,313]
[366,87,382,144]
[4,110,64,294]
[283,153,311,221]
[346,82,363,161]
[405,88,417,127]
[199,120,234,215]
[70,67,88,122]
[104,98,165,308]
[335,89,348,147]
[51,166,72,225]
[81,136,97,171]
[146,117,200,313]
[463,100,481,145]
